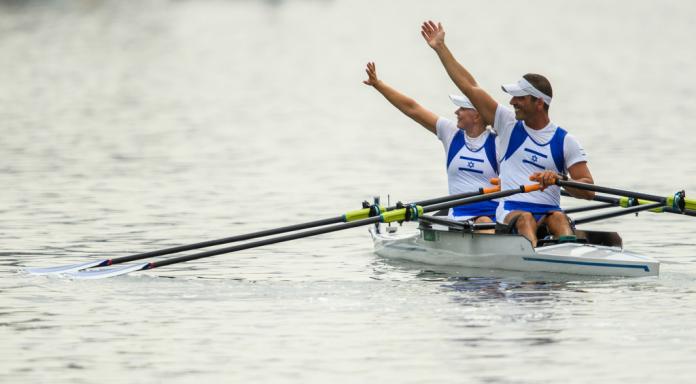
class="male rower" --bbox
[420,21,595,246]
[362,62,499,227]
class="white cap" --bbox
[449,94,476,110]
[501,77,552,105]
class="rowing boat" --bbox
[369,215,660,277]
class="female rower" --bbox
[363,62,499,229]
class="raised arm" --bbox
[421,21,498,126]
[363,62,438,134]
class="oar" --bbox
[563,202,616,214]
[572,202,666,225]
[555,179,694,213]
[26,186,502,275]
[63,183,542,279]
[561,188,696,216]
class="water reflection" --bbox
[451,335,559,348]
[444,276,570,303]
[374,257,604,304]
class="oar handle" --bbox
[523,184,542,193]
[423,183,541,213]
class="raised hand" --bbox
[362,62,380,87]
[421,20,445,49]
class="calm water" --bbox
[2,0,696,383]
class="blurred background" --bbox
[1,1,695,383]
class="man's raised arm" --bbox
[363,62,438,133]
[421,21,498,126]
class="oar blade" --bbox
[25,259,106,275]
[63,262,150,280]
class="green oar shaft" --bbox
[563,202,615,214]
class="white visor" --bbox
[501,78,552,105]
[449,94,477,110]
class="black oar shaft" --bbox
[146,186,537,270]
[106,216,343,265]
[562,190,620,205]
[558,180,667,203]
[410,188,486,207]
[564,202,616,214]
[573,202,664,225]
[149,219,373,269]
[664,207,696,217]
[106,188,491,266]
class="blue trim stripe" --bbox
[446,131,465,169]
[483,133,499,174]
[550,127,567,172]
[522,257,650,272]
[524,148,547,158]
[502,121,527,162]
[460,156,484,162]
[459,168,484,174]
[522,159,546,170]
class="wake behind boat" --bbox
[370,215,660,277]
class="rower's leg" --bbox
[540,211,573,238]
[504,211,538,246]
[474,216,495,234]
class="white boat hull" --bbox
[370,227,659,277]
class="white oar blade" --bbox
[63,262,149,280]
[24,259,106,275]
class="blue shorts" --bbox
[452,200,498,221]
[501,201,561,222]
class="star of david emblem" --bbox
[467,161,475,168]
[531,155,538,162]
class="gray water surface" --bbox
[2,1,696,383]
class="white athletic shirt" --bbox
[493,106,588,221]
[436,117,499,219]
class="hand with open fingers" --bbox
[362,62,380,87]
[421,20,445,50]
[529,171,560,190]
